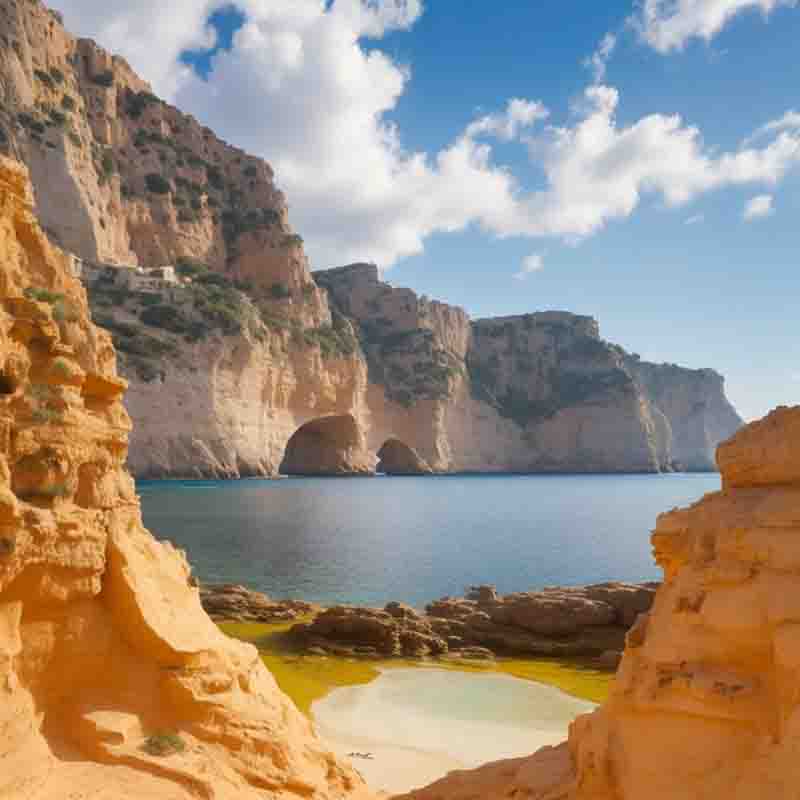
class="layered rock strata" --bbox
[402,406,800,800]
[0,156,368,800]
[288,583,657,661]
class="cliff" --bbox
[0,156,369,799]
[0,1,742,478]
[401,405,800,800]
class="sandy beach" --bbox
[311,667,595,794]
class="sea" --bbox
[138,473,718,607]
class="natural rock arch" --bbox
[280,414,372,476]
[376,438,433,475]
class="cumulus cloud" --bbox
[494,86,800,241]
[48,2,800,267]
[514,253,545,280]
[635,0,799,54]
[466,99,549,142]
[584,33,617,83]
[743,193,774,219]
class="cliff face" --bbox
[0,0,317,295]
[0,156,369,799]
[402,405,800,800]
[0,1,742,478]
[627,358,744,471]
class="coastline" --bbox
[218,620,616,713]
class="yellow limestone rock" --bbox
[401,404,800,800]
[0,156,370,800]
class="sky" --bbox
[47,0,800,421]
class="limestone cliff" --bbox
[626,357,744,471]
[0,1,742,478]
[0,0,319,299]
[0,156,369,799]
[401,405,800,800]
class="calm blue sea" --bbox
[138,474,718,607]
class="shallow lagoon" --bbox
[312,667,596,794]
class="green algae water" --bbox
[139,473,718,606]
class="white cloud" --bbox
[685,213,705,224]
[744,110,800,144]
[466,99,549,142]
[495,86,800,241]
[584,33,617,83]
[743,193,774,219]
[635,0,798,54]
[47,2,800,268]
[514,253,545,280]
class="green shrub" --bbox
[24,286,63,304]
[51,358,73,379]
[60,94,76,112]
[34,69,56,91]
[144,173,171,195]
[195,272,232,288]
[101,151,114,177]
[18,112,46,136]
[140,304,190,333]
[282,234,304,248]
[47,108,67,127]
[141,733,185,757]
[92,70,114,88]
[243,165,257,177]
[269,282,291,300]
[206,165,224,190]
[49,67,65,84]
[175,258,208,278]
[125,90,160,119]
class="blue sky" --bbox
[52,0,800,421]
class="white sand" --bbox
[311,667,595,795]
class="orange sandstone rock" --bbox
[0,156,370,800]
[401,405,800,800]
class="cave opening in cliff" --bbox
[279,414,370,476]
[376,438,431,475]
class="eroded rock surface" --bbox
[289,583,656,661]
[0,157,369,800]
[401,406,800,800]
[376,438,433,475]
[200,584,319,623]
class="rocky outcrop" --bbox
[402,406,800,800]
[200,584,319,623]
[0,2,742,479]
[289,583,657,661]
[376,438,433,475]
[0,156,369,799]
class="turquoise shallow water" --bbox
[138,473,719,607]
